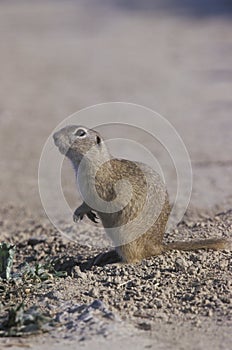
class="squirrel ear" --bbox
[96,135,101,145]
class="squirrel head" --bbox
[53,125,109,170]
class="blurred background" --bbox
[0,0,232,218]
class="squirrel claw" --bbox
[73,207,98,224]
[73,210,84,223]
[87,211,99,223]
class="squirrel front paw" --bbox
[73,207,85,222]
[73,205,99,223]
[86,211,99,223]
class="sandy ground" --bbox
[0,206,231,350]
[0,1,232,349]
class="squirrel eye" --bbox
[74,128,86,137]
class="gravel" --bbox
[0,205,231,343]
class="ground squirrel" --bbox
[53,125,231,265]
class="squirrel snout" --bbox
[53,131,65,151]
[53,131,58,142]
[53,131,61,146]
[53,130,70,155]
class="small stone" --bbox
[220,296,230,304]
[182,293,194,301]
[89,288,98,298]
[175,257,188,271]
[73,266,87,279]
[137,322,151,331]
[188,266,196,275]
[154,299,163,308]
[207,309,213,317]
[194,319,202,327]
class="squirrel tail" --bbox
[163,237,231,252]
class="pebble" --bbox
[73,266,86,279]
[175,257,188,271]
[1,205,232,337]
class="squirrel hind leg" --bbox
[118,239,163,263]
[90,250,122,267]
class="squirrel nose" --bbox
[53,131,60,145]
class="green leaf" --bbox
[0,242,16,280]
